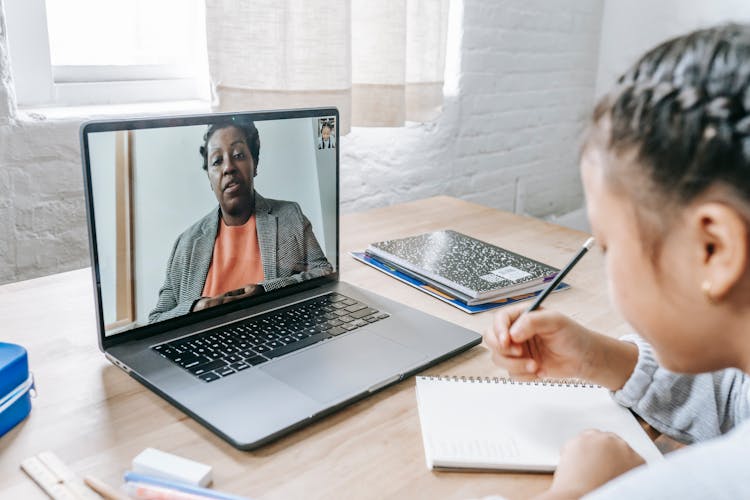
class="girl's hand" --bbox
[541,430,646,499]
[483,304,598,380]
[483,303,639,390]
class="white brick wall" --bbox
[341,0,603,218]
[0,119,86,284]
[0,0,604,284]
[0,6,88,282]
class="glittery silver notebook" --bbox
[367,230,559,300]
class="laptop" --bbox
[80,108,481,450]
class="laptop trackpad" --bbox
[261,331,426,404]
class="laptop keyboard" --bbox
[152,293,389,382]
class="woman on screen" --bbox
[149,117,332,323]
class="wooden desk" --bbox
[0,196,629,499]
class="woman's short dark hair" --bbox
[199,117,260,171]
[588,23,750,207]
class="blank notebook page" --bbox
[415,376,663,472]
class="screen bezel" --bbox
[80,107,340,351]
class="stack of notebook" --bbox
[351,230,568,314]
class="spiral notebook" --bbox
[415,376,663,472]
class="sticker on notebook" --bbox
[491,266,532,282]
[479,273,504,283]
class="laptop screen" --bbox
[83,110,338,337]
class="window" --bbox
[4,0,209,107]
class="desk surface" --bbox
[0,196,629,500]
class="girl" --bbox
[484,24,750,499]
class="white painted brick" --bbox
[15,228,89,278]
[3,121,80,162]
[460,183,517,213]
[0,202,15,279]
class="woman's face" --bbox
[581,148,728,373]
[207,126,256,223]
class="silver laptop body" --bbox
[81,108,481,449]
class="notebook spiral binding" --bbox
[419,375,598,388]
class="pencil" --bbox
[84,475,129,500]
[525,237,595,313]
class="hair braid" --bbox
[590,24,750,207]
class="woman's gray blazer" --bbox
[148,192,333,323]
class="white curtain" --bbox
[205,0,449,133]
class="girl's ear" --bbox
[692,202,749,301]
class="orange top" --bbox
[202,215,265,297]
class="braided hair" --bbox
[588,23,750,209]
[199,117,260,171]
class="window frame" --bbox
[3,0,209,108]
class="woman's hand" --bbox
[192,284,264,312]
[483,303,639,390]
[537,430,646,499]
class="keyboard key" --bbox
[175,353,209,368]
[198,372,221,382]
[265,333,328,359]
[345,303,367,313]
[375,313,390,320]
[170,338,193,349]
[244,355,269,366]
[156,347,180,361]
[217,366,236,377]
[329,294,346,302]
[342,323,359,331]
[188,359,228,375]
[328,318,343,327]
[254,344,271,354]
[351,319,368,328]
[338,315,354,323]
[265,340,284,350]
[328,326,346,336]
[230,362,250,371]
[350,307,377,319]
[225,354,242,363]
[342,299,356,306]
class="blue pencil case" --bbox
[0,342,35,438]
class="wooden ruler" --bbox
[20,451,100,500]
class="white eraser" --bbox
[132,448,212,487]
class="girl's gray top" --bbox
[584,334,750,499]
